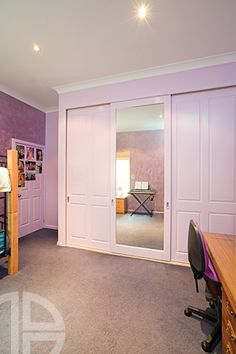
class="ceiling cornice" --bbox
[45,106,58,113]
[54,51,236,94]
[0,84,46,112]
[1,51,236,110]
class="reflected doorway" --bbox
[116,103,165,251]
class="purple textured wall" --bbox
[117,130,164,212]
[0,92,45,155]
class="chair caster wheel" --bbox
[184,308,192,317]
[201,340,211,353]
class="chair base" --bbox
[184,306,221,353]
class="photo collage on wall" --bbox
[16,144,43,188]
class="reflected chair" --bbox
[184,220,222,352]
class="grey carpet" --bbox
[0,229,221,354]
[116,213,164,250]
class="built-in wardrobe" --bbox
[58,64,236,263]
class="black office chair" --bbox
[184,220,222,352]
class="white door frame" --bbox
[12,138,45,236]
[110,95,171,261]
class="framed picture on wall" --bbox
[18,160,24,172]
[16,144,25,159]
[25,161,36,171]
[18,172,25,188]
[25,172,36,181]
[26,146,35,160]
[36,148,43,161]
[36,162,42,174]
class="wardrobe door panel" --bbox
[67,105,111,250]
[172,88,236,262]
[176,101,201,201]
[176,211,201,255]
[209,213,235,235]
[172,95,203,263]
[209,96,236,203]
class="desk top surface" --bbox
[129,189,156,195]
[203,232,236,312]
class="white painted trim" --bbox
[57,106,67,246]
[0,84,46,112]
[44,224,58,230]
[127,209,164,214]
[2,52,236,111]
[54,51,236,94]
[12,138,45,149]
[58,242,189,267]
[45,106,59,113]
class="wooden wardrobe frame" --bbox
[7,150,18,275]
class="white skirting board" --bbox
[127,209,164,214]
[43,224,58,230]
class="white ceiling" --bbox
[0,0,236,111]
[117,104,164,132]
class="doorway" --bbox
[111,96,171,261]
[12,139,44,237]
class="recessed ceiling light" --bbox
[137,4,148,19]
[33,44,40,53]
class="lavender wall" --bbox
[45,112,58,229]
[117,130,164,212]
[0,91,45,155]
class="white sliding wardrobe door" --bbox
[172,88,236,263]
[67,105,111,250]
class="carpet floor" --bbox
[116,213,164,250]
[0,229,221,354]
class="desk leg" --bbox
[130,194,153,216]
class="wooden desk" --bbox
[204,232,236,354]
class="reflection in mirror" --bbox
[116,103,164,250]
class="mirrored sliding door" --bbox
[111,96,171,261]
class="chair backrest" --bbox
[188,220,219,283]
[188,220,205,277]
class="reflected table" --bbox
[128,189,156,217]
